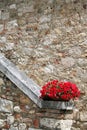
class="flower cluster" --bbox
[40,80,80,101]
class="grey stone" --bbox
[73,109,80,120]
[7,115,14,124]
[81,73,87,83]
[80,111,87,121]
[61,57,75,68]
[1,12,9,20]
[9,125,18,130]
[5,43,14,51]
[9,4,17,9]
[40,118,57,129]
[43,34,57,45]
[40,118,73,130]
[19,123,27,130]
[38,23,49,30]
[0,119,5,128]
[77,58,87,66]
[0,98,13,113]
[44,64,54,73]
[0,37,6,43]
[39,15,51,23]
[69,47,82,57]
[7,20,18,29]
[60,120,73,130]
[23,5,34,13]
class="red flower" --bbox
[40,80,80,101]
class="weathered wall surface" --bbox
[0,0,87,129]
[0,71,87,130]
[0,0,87,87]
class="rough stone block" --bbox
[0,119,6,128]
[1,12,9,20]
[80,111,87,121]
[40,118,73,130]
[9,4,17,9]
[0,98,13,113]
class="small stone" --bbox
[18,19,26,26]
[1,12,9,20]
[73,109,80,120]
[18,12,23,17]
[7,115,14,124]
[0,98,13,113]
[40,118,73,129]
[19,123,27,130]
[0,119,5,128]
[39,15,51,23]
[9,125,18,130]
[5,43,14,51]
[69,47,81,57]
[39,23,49,30]
[60,120,73,130]
[0,37,6,43]
[80,111,87,121]
[77,58,87,66]
[20,96,30,104]
[61,57,75,68]
[54,28,62,35]
[9,4,17,9]
[23,5,34,13]
[14,106,21,113]
[81,73,87,83]
[83,122,87,129]
[0,78,4,85]
[29,110,35,114]
[7,20,18,29]
[44,65,54,73]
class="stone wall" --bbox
[0,0,87,87]
[0,71,87,130]
[0,0,87,130]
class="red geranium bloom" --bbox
[40,80,80,101]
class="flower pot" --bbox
[42,99,74,110]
